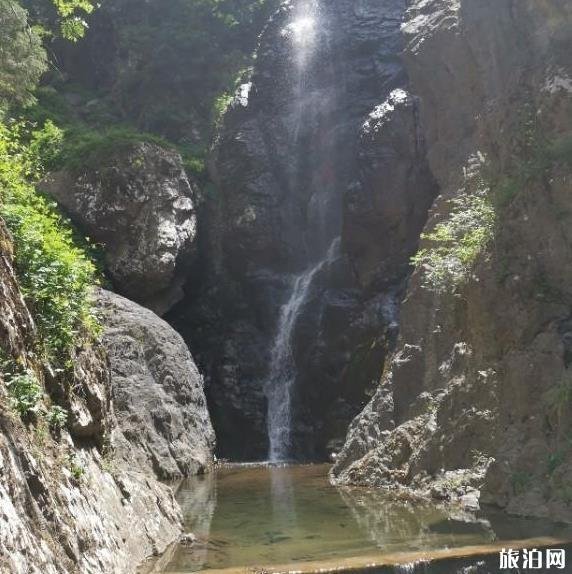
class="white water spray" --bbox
[265,238,340,462]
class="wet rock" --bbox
[173,0,435,460]
[343,89,438,291]
[97,289,215,479]
[41,142,197,314]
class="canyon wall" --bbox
[333,0,572,522]
[0,144,215,571]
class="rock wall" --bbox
[172,0,436,460]
[0,216,214,572]
[333,0,572,522]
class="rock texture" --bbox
[172,0,436,460]
[333,0,572,522]
[42,142,197,314]
[343,88,437,291]
[97,289,215,479]
[0,219,184,574]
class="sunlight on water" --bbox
[282,16,316,44]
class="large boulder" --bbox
[97,289,215,478]
[343,89,438,291]
[42,142,197,314]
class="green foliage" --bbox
[511,470,532,495]
[213,92,235,130]
[6,370,43,416]
[51,0,278,142]
[412,184,495,293]
[23,0,95,41]
[46,405,68,428]
[0,0,47,109]
[544,371,572,425]
[67,452,85,480]
[492,104,572,210]
[547,450,566,476]
[58,125,173,171]
[0,120,99,364]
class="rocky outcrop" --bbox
[343,88,437,291]
[42,142,197,314]
[333,0,572,522]
[97,289,215,479]
[173,0,436,460]
[0,219,184,574]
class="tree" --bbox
[0,0,47,108]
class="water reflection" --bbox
[175,472,217,572]
[161,465,572,573]
[337,487,495,552]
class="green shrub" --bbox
[58,125,173,171]
[0,0,47,109]
[412,186,495,293]
[0,120,99,365]
[46,405,68,428]
[547,450,566,476]
[6,370,43,415]
[544,372,572,425]
[67,453,85,480]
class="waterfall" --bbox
[265,238,340,462]
[264,0,335,462]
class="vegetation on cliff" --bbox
[412,162,495,293]
[0,121,99,368]
[0,0,100,382]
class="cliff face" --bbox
[0,215,214,573]
[173,0,436,460]
[333,0,572,521]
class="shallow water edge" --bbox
[140,464,572,574]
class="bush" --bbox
[544,372,572,426]
[6,370,43,415]
[0,0,47,109]
[47,405,68,428]
[412,186,495,293]
[0,120,99,365]
[58,125,173,171]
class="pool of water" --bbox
[157,464,572,573]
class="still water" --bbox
[159,464,572,573]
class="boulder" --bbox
[42,142,197,314]
[97,289,215,478]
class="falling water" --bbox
[266,238,340,462]
[264,0,335,462]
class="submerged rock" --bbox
[42,142,197,315]
[97,289,215,479]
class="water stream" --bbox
[264,0,341,463]
[156,464,572,574]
